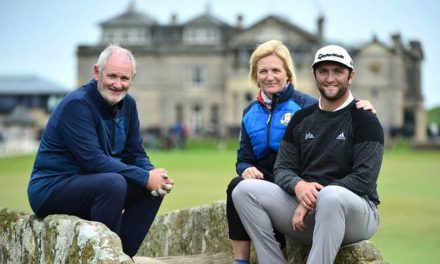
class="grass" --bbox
[0,149,238,214]
[0,155,35,212]
[1,148,439,263]
[373,150,440,263]
[149,149,237,213]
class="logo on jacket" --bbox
[280,112,293,126]
[336,132,346,140]
[305,132,315,140]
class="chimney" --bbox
[127,0,136,12]
[317,15,324,44]
[409,41,423,60]
[171,13,178,25]
[391,33,401,44]
[391,33,403,54]
[236,14,244,30]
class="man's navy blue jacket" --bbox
[28,79,153,214]
[236,83,317,181]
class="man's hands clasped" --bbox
[292,180,323,231]
[294,180,323,211]
[146,168,174,197]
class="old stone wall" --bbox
[138,201,231,258]
[1,202,390,264]
[0,207,132,264]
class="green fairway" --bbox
[0,149,439,263]
[373,151,440,264]
[0,149,237,213]
[0,155,35,212]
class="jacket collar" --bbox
[277,82,294,102]
[257,82,295,108]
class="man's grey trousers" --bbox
[232,180,379,264]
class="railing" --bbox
[0,140,39,157]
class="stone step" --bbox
[134,252,233,264]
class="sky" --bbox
[0,0,439,108]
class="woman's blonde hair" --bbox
[249,40,296,87]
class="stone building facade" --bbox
[77,3,426,142]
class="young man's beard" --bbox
[318,83,349,101]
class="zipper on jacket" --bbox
[266,95,279,150]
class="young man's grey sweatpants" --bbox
[232,179,379,264]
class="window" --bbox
[183,27,220,45]
[103,30,113,43]
[256,27,285,42]
[211,104,219,126]
[191,104,203,134]
[47,95,63,112]
[122,30,130,43]
[187,65,206,88]
[137,29,148,42]
[192,66,203,85]
[114,29,123,41]
[127,28,150,44]
[239,48,251,67]
[175,104,184,123]
[232,92,239,122]
[208,104,220,136]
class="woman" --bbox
[226,40,375,264]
